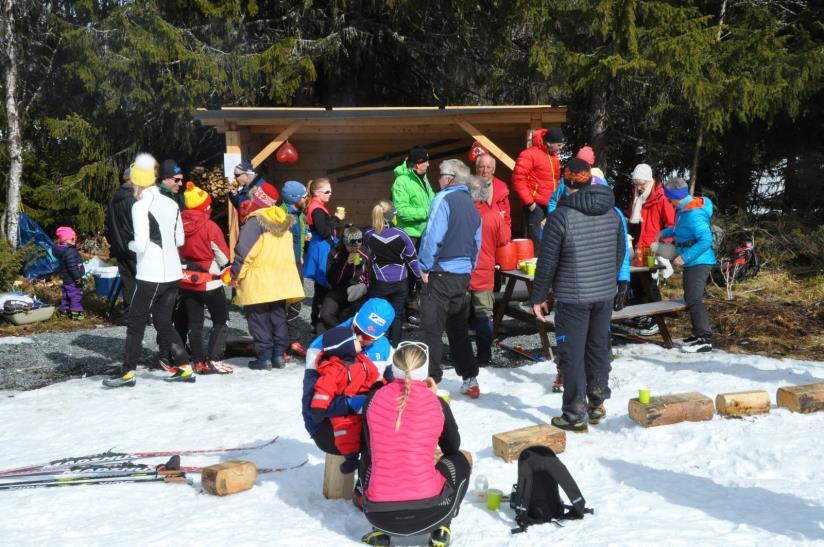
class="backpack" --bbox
[711,239,760,287]
[509,446,593,534]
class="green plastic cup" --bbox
[526,263,536,277]
[486,488,503,510]
[647,255,656,268]
[639,388,651,405]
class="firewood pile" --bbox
[189,166,232,200]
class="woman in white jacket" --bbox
[104,154,194,388]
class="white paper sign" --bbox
[224,153,242,181]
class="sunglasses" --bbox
[346,239,363,245]
[173,177,184,183]
[317,189,332,194]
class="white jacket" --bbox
[128,186,184,283]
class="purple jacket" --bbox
[364,227,421,283]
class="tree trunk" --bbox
[2,0,23,249]
[590,90,608,169]
[689,124,703,194]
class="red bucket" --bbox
[512,238,535,261]
[496,242,518,271]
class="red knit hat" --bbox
[576,146,595,166]
[240,182,280,220]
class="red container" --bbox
[496,241,518,271]
[512,238,535,261]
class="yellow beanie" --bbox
[184,181,211,210]
[130,153,157,188]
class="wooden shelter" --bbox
[194,105,567,232]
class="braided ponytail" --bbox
[391,343,428,432]
[395,375,412,431]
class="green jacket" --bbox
[391,162,435,239]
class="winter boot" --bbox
[551,415,588,433]
[248,359,273,371]
[680,336,712,353]
[165,365,196,383]
[429,525,452,547]
[70,311,85,321]
[675,335,700,346]
[361,530,391,546]
[460,377,480,399]
[587,403,606,425]
[102,369,136,388]
[340,454,359,474]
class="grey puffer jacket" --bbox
[531,184,625,305]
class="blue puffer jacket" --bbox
[659,195,716,268]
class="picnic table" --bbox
[492,265,681,357]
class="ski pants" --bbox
[555,298,613,421]
[182,287,228,363]
[60,282,84,313]
[524,204,547,249]
[420,272,476,383]
[469,290,494,364]
[683,264,713,338]
[124,280,188,372]
[245,300,288,362]
[311,282,329,330]
[367,280,408,347]
[116,258,136,314]
[363,451,470,537]
[406,236,421,316]
[311,419,342,456]
[319,287,362,333]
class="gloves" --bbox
[346,395,367,414]
[613,281,629,311]
[346,282,367,303]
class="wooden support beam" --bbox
[323,453,354,500]
[454,118,516,170]
[777,382,824,414]
[251,121,305,168]
[715,390,771,417]
[629,392,714,428]
[492,424,566,463]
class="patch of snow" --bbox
[0,336,34,345]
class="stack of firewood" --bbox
[189,165,232,200]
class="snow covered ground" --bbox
[1,341,823,546]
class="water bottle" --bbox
[475,474,488,501]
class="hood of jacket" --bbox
[251,205,294,235]
[560,183,615,216]
[182,208,210,237]
[531,128,549,152]
[393,161,427,182]
[678,195,713,216]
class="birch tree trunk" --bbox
[2,0,23,248]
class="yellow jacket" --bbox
[234,206,305,306]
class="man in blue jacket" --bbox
[658,177,716,353]
[418,159,482,398]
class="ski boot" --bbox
[429,525,452,547]
[587,403,606,425]
[70,311,85,321]
[362,530,390,546]
[164,365,196,383]
[459,377,480,399]
[102,369,136,388]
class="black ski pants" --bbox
[555,298,613,422]
[116,258,136,314]
[319,287,361,333]
[364,451,470,537]
[524,204,547,249]
[245,300,288,362]
[124,279,188,372]
[311,282,329,330]
[683,264,713,338]
[420,272,476,383]
[367,280,407,347]
[182,287,228,363]
[312,419,341,456]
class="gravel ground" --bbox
[0,280,550,392]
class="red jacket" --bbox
[511,128,561,208]
[629,183,676,251]
[492,177,512,228]
[180,209,230,291]
[310,354,381,455]
[470,201,511,291]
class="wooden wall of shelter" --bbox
[195,106,567,241]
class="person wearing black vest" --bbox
[104,167,137,310]
[418,159,482,398]
[532,158,626,432]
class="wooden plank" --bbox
[777,383,824,414]
[323,453,354,500]
[628,392,714,428]
[251,121,305,168]
[715,390,771,417]
[455,118,516,170]
[201,460,257,496]
[492,424,566,463]
[610,299,687,320]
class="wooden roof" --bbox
[195,105,567,133]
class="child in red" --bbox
[310,326,381,473]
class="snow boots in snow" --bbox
[102,369,136,388]
[680,336,712,353]
[165,366,196,383]
[550,415,588,433]
[587,403,606,425]
[460,377,480,399]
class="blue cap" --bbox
[353,298,395,339]
[281,180,307,205]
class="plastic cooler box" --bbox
[94,266,120,298]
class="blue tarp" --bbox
[18,213,59,280]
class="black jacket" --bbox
[531,184,625,305]
[104,183,136,261]
[54,243,85,286]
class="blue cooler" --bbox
[94,266,120,298]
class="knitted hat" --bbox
[576,146,595,165]
[321,326,359,362]
[545,127,565,143]
[564,157,593,187]
[241,182,280,220]
[184,181,211,210]
[663,177,690,201]
[631,163,653,182]
[407,146,429,165]
[159,160,182,180]
[343,227,363,247]
[281,180,307,205]
[235,159,255,175]
[130,153,158,188]
[55,226,77,243]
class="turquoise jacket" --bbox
[659,195,717,268]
